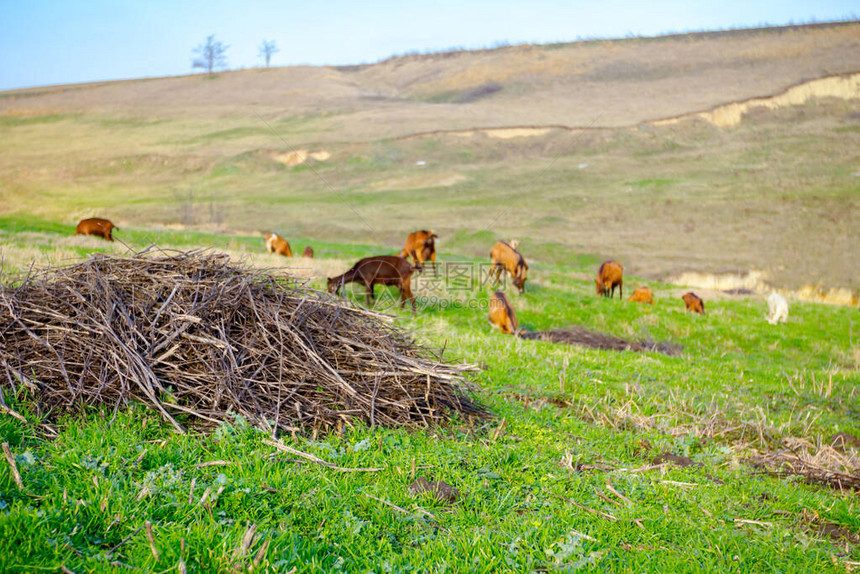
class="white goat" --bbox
[767,293,789,325]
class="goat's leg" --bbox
[401,279,416,314]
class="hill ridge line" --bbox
[3,21,857,97]
[372,20,860,67]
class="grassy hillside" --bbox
[2,22,858,133]
[1,95,857,291]
[0,220,858,572]
[1,23,858,293]
[1,24,859,570]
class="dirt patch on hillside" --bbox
[392,125,570,141]
[485,127,553,139]
[270,149,331,167]
[669,270,860,306]
[653,71,860,127]
[670,270,771,292]
[520,327,682,355]
[793,285,859,306]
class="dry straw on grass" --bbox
[0,248,485,434]
[526,390,859,491]
[749,438,860,491]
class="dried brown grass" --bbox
[523,389,860,490]
[749,437,860,490]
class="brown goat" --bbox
[682,292,705,315]
[328,256,416,312]
[490,241,528,293]
[399,230,437,272]
[75,218,116,241]
[628,286,654,305]
[265,232,292,257]
[488,291,519,335]
[595,260,623,299]
[303,246,314,258]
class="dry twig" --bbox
[144,521,159,562]
[605,483,633,505]
[263,439,383,472]
[2,442,23,489]
[233,523,257,560]
[552,493,617,522]
[196,460,231,469]
[364,493,409,514]
[253,538,270,569]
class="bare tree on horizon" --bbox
[192,35,229,76]
[259,39,279,67]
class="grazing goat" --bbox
[328,256,416,312]
[399,230,437,272]
[488,291,519,335]
[265,232,292,257]
[75,218,116,241]
[303,246,314,258]
[767,293,789,324]
[628,286,654,304]
[490,241,528,293]
[682,292,705,315]
[595,260,623,299]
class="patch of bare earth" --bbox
[519,327,682,355]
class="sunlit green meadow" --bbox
[1,217,857,572]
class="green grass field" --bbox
[1,218,858,572]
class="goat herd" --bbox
[73,218,791,335]
[267,227,790,334]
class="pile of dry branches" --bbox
[0,249,485,434]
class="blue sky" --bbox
[0,0,856,91]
